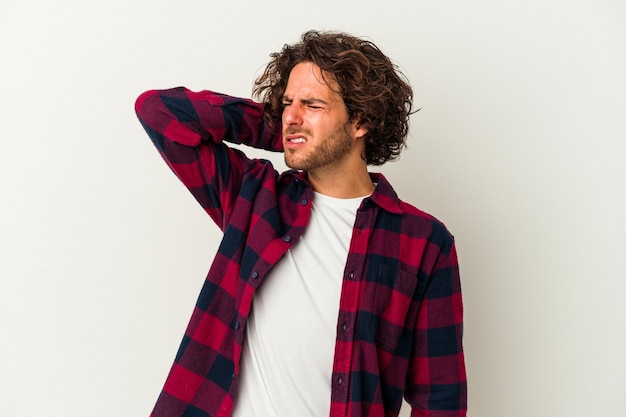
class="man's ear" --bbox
[353,118,369,140]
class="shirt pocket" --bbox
[371,263,424,353]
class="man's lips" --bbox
[284,131,308,147]
[285,135,306,144]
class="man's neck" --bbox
[307,164,375,198]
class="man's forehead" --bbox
[284,62,341,99]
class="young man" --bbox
[136,30,466,417]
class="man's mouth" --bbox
[287,137,306,144]
[284,131,308,146]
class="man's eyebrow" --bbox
[281,95,329,106]
[301,98,328,106]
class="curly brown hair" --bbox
[253,30,414,166]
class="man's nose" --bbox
[282,103,303,125]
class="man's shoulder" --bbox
[370,173,454,240]
[395,197,455,245]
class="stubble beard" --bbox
[284,124,353,171]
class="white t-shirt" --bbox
[231,191,367,417]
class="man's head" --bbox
[253,30,414,166]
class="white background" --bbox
[1,1,625,416]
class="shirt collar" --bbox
[367,172,404,214]
[292,171,404,215]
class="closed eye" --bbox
[302,98,327,109]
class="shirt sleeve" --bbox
[406,234,467,417]
[134,87,283,229]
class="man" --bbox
[136,30,466,417]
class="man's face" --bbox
[281,62,356,172]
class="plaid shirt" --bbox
[135,87,467,417]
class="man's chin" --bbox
[284,156,305,171]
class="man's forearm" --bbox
[135,87,283,152]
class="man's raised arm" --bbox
[134,87,283,228]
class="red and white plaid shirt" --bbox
[135,87,467,417]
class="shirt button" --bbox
[342,323,347,331]
[338,377,343,385]
[251,271,258,279]
[348,272,354,279]
[234,322,240,330]
[283,235,292,243]
[301,199,308,206]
